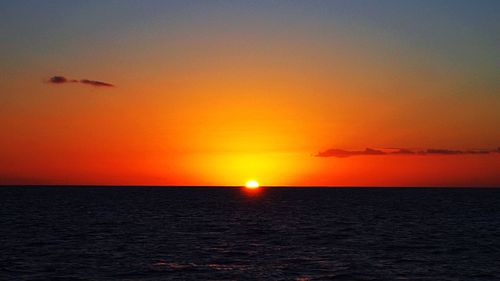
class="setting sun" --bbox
[245,180,260,189]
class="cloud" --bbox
[50,76,71,84]
[316,147,499,158]
[391,149,416,155]
[80,79,114,87]
[316,148,386,158]
[423,149,494,155]
[425,149,463,155]
[47,76,114,87]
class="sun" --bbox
[245,180,260,189]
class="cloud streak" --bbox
[48,76,114,87]
[316,147,500,158]
[80,79,114,87]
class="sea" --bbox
[1,187,499,280]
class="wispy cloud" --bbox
[80,79,114,87]
[47,76,114,87]
[316,148,385,158]
[316,147,500,158]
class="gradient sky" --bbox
[1,0,499,186]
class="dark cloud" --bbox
[466,150,491,154]
[392,149,416,155]
[80,79,114,87]
[316,148,386,158]
[425,149,463,155]
[316,147,499,158]
[49,76,69,84]
[423,149,494,155]
[47,76,114,87]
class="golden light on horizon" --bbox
[245,180,260,189]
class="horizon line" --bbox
[1,185,499,189]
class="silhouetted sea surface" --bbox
[1,187,499,280]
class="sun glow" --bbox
[245,180,260,189]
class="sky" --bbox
[1,0,499,186]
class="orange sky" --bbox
[1,1,499,186]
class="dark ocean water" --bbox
[1,187,499,281]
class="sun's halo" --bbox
[245,180,260,189]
